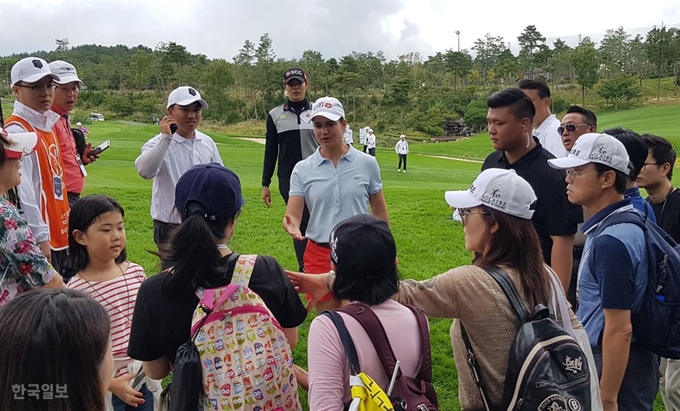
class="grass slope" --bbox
[81,108,670,409]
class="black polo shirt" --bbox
[481,140,583,264]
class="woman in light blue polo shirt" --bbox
[283,96,389,312]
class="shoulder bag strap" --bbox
[322,310,361,375]
[406,305,433,382]
[339,303,400,378]
[230,253,255,287]
[460,321,494,411]
[483,266,529,323]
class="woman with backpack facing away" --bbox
[290,169,589,410]
[304,214,434,410]
[127,163,307,409]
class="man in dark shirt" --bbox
[261,68,318,271]
[481,88,582,293]
[637,133,680,411]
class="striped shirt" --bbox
[67,262,146,376]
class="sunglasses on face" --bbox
[557,123,591,135]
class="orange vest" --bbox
[6,115,70,250]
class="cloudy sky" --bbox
[0,0,679,60]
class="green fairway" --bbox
[79,108,672,409]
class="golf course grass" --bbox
[78,104,677,410]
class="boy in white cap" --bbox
[395,134,409,172]
[135,86,223,248]
[48,60,99,206]
[548,133,659,410]
[4,57,71,275]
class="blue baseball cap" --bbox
[175,163,244,221]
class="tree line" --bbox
[2,25,679,136]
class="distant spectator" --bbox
[0,288,113,411]
[360,126,369,153]
[395,134,409,172]
[519,79,568,158]
[366,128,376,156]
[5,57,70,274]
[135,86,223,250]
[343,123,354,146]
[76,121,91,137]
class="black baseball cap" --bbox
[329,214,396,268]
[283,68,307,84]
[174,163,244,221]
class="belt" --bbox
[310,240,330,249]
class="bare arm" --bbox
[282,327,298,349]
[600,308,633,410]
[142,357,172,380]
[550,234,574,293]
[283,195,306,241]
[369,191,389,224]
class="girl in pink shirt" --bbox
[66,195,156,411]
[305,215,427,410]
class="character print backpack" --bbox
[191,254,301,411]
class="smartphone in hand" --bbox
[94,140,110,154]
[170,124,178,134]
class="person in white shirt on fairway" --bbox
[135,86,223,250]
[395,134,409,172]
[359,126,369,153]
[343,124,354,146]
[366,128,376,156]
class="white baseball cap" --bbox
[11,57,59,86]
[1,131,39,160]
[167,86,208,109]
[548,133,631,174]
[400,134,406,139]
[48,60,84,86]
[310,97,345,122]
[445,169,537,219]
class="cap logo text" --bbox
[32,59,43,69]
[570,149,581,156]
[588,146,612,164]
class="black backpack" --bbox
[71,128,87,157]
[461,267,591,411]
[324,303,439,411]
[591,210,680,359]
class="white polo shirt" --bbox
[289,146,383,243]
[135,130,223,224]
[534,114,567,158]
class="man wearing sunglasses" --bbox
[519,79,568,158]
[4,57,71,277]
[559,105,597,152]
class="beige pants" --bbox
[661,358,680,411]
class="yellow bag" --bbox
[346,373,395,411]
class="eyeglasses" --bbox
[642,162,663,171]
[15,83,57,92]
[458,208,488,223]
[557,123,591,135]
[566,168,597,179]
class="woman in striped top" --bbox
[66,195,155,411]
